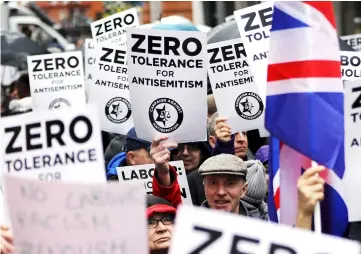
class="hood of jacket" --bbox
[200,199,261,219]
[106,152,126,179]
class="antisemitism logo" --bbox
[235,92,264,120]
[105,97,132,124]
[49,98,71,110]
[149,98,184,133]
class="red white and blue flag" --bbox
[266,2,348,236]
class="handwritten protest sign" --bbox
[0,105,105,183]
[341,34,361,51]
[340,51,361,80]
[3,174,147,253]
[84,39,97,89]
[169,205,361,254]
[91,8,139,47]
[88,44,134,134]
[127,27,208,143]
[117,160,192,205]
[27,51,86,111]
[208,38,264,133]
[343,80,361,222]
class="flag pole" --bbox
[312,161,322,234]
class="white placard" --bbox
[88,44,134,135]
[234,2,273,102]
[208,38,264,133]
[0,105,105,183]
[0,65,20,86]
[91,8,139,47]
[117,160,192,205]
[3,174,147,253]
[27,51,86,111]
[169,205,361,254]
[84,39,97,90]
[340,51,361,81]
[127,27,208,143]
[343,80,361,222]
[341,34,361,51]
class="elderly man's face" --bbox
[234,132,248,159]
[204,174,247,213]
[148,213,174,250]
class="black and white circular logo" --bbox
[235,92,264,120]
[49,98,71,109]
[149,98,184,133]
[105,97,132,124]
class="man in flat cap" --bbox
[150,135,262,218]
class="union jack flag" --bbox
[266,2,348,236]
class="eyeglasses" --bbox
[171,143,199,155]
[148,215,175,229]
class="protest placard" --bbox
[341,34,361,51]
[340,51,361,80]
[88,44,134,135]
[27,51,86,111]
[169,205,361,254]
[0,104,105,183]
[208,38,264,133]
[84,39,97,88]
[234,2,273,102]
[117,160,192,205]
[3,174,147,253]
[343,80,361,222]
[91,8,139,47]
[127,27,208,143]
[234,3,273,137]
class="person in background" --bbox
[147,195,176,252]
[255,145,269,190]
[170,141,211,174]
[186,112,218,206]
[104,134,126,169]
[242,160,268,220]
[7,73,32,116]
[0,225,14,254]
[107,127,153,180]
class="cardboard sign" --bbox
[341,34,361,51]
[91,8,139,47]
[343,80,361,222]
[127,27,208,143]
[169,205,361,254]
[27,51,86,111]
[84,39,97,88]
[0,105,106,183]
[88,44,134,135]
[340,51,361,80]
[117,160,192,205]
[208,38,264,133]
[234,2,273,102]
[3,174,148,254]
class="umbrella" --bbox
[1,30,48,70]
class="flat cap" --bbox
[198,154,247,177]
